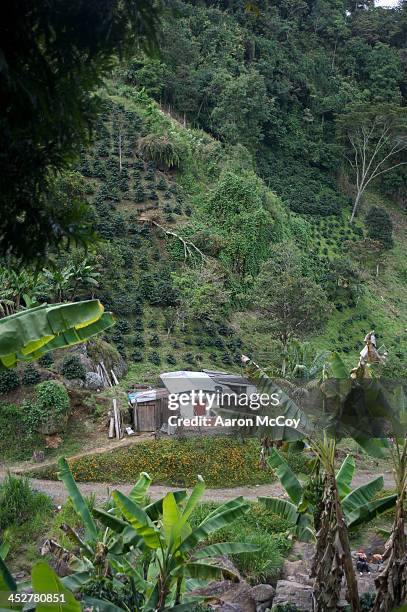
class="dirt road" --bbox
[0,469,395,505]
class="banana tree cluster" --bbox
[242,346,405,612]
[55,458,258,611]
[260,449,397,541]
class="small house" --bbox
[128,369,257,434]
[128,388,170,432]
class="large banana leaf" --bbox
[0,300,114,369]
[259,497,314,542]
[163,492,181,547]
[178,562,223,580]
[129,472,152,504]
[92,508,128,533]
[342,475,384,515]
[328,352,348,378]
[266,448,303,504]
[336,455,355,498]
[258,497,300,525]
[112,491,162,549]
[57,458,98,543]
[31,562,80,612]
[145,490,187,521]
[346,494,398,530]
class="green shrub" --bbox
[232,531,284,584]
[23,381,71,436]
[133,333,145,348]
[22,365,41,386]
[0,403,42,460]
[272,605,300,612]
[283,449,312,475]
[38,353,54,368]
[365,206,393,249]
[61,354,86,380]
[148,351,161,365]
[0,370,20,395]
[150,334,161,347]
[190,500,289,584]
[0,474,53,530]
[138,133,183,169]
[132,350,144,362]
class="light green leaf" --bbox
[0,301,114,369]
[336,454,355,499]
[57,458,97,542]
[0,543,9,562]
[112,491,161,549]
[162,492,181,547]
[128,472,152,505]
[329,352,348,378]
[266,448,303,504]
[145,490,187,521]
[0,557,17,592]
[31,562,80,612]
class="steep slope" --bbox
[74,81,407,381]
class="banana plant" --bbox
[57,458,258,611]
[260,449,397,542]
[0,299,114,369]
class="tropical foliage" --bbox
[0,300,114,370]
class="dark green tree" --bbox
[0,0,160,260]
[365,206,394,249]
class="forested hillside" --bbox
[2,0,407,382]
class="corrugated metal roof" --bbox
[202,369,252,386]
[160,370,220,394]
[128,388,168,404]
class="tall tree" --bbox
[0,0,160,261]
[255,241,331,346]
[337,104,407,222]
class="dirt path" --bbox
[0,469,395,506]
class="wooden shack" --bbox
[128,388,171,432]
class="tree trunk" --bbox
[350,190,362,223]
[335,489,361,612]
[311,474,361,611]
[373,493,407,611]
[118,133,122,172]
